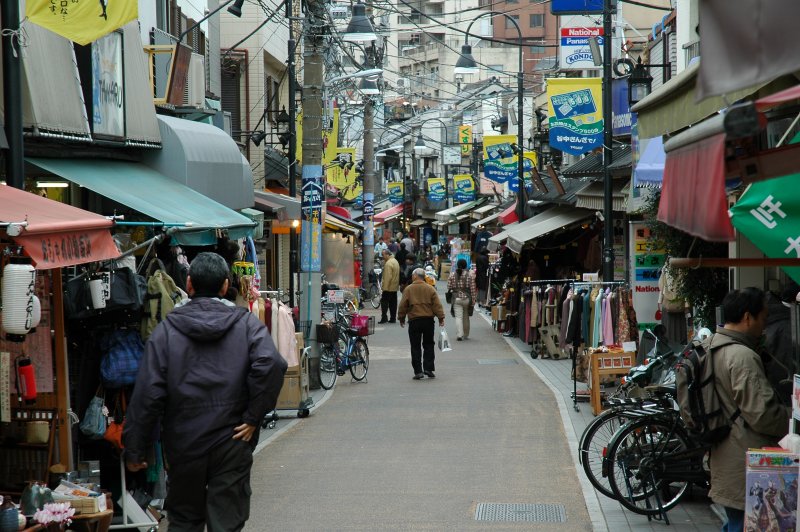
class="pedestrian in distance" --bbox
[401,233,415,254]
[704,287,790,531]
[123,252,288,532]
[475,248,490,308]
[379,249,400,323]
[398,268,445,380]
[395,241,409,268]
[447,258,477,341]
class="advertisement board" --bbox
[92,31,124,139]
[559,26,603,71]
[629,222,664,333]
[300,166,324,272]
[547,78,603,155]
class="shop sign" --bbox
[92,31,125,139]
[730,133,800,283]
[26,0,137,46]
[300,166,324,272]
[547,78,603,155]
[388,182,403,205]
[612,78,632,136]
[15,229,120,269]
[629,222,665,332]
[453,175,475,204]
[427,177,446,202]
[327,147,361,201]
[363,192,374,246]
[459,125,472,155]
[558,26,603,71]
[551,0,604,15]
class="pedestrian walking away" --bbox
[123,252,288,532]
[398,268,445,380]
[380,249,400,323]
[447,258,477,341]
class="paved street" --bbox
[246,284,722,531]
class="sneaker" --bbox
[413,373,424,380]
[457,337,463,341]
[424,371,436,379]
[378,319,388,324]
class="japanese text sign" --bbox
[547,78,603,155]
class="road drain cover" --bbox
[476,359,518,365]
[474,503,566,522]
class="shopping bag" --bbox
[438,328,452,352]
[80,387,108,439]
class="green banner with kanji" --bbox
[729,132,800,283]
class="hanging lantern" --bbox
[30,296,42,330]
[2,264,37,340]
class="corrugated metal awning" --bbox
[505,207,594,254]
[434,197,488,222]
[574,180,629,212]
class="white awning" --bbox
[487,222,520,252]
[434,198,488,223]
[471,203,497,219]
[505,207,594,254]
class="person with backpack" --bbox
[700,288,790,531]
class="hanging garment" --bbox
[602,289,615,346]
[271,298,280,346]
[610,289,620,344]
[566,292,584,345]
[617,291,631,344]
[592,290,603,347]
[559,289,573,349]
[276,303,299,366]
[581,289,591,345]
[245,237,261,291]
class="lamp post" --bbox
[455,12,525,225]
[601,0,614,282]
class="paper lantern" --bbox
[2,264,37,338]
[30,296,41,329]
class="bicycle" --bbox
[318,296,370,389]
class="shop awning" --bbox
[487,222,520,252]
[658,133,735,242]
[27,158,255,246]
[0,186,120,269]
[561,145,631,178]
[505,207,594,254]
[434,198,488,223]
[471,203,497,219]
[410,219,428,227]
[574,180,629,212]
[325,212,363,234]
[141,115,253,210]
[253,190,300,222]
[374,204,404,225]
[471,203,517,230]
[631,61,766,139]
[633,135,666,189]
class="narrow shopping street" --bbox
[246,289,592,530]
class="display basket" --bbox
[316,321,338,344]
[295,320,312,340]
[350,315,375,337]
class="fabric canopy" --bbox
[658,134,735,242]
[374,204,403,224]
[633,135,666,188]
[756,84,800,112]
[487,222,520,252]
[325,212,363,234]
[0,186,119,268]
[253,190,300,222]
[27,158,255,246]
[434,198,488,223]
[505,207,594,254]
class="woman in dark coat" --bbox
[475,249,490,307]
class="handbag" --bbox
[100,329,144,388]
[65,268,147,320]
[79,387,108,439]
[445,289,453,304]
[104,392,126,450]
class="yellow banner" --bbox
[459,125,472,155]
[295,108,340,167]
[453,174,476,203]
[327,148,362,201]
[546,77,603,155]
[27,0,137,46]
[482,135,517,161]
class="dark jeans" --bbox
[165,437,254,532]
[408,317,435,374]
[722,506,744,532]
[381,290,398,321]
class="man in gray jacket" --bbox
[124,252,287,532]
[708,287,790,531]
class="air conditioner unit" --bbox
[396,77,410,90]
[184,53,206,108]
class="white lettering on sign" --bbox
[750,195,786,229]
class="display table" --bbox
[22,509,113,532]
[590,349,635,415]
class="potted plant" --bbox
[32,502,75,531]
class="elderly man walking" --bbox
[398,268,445,380]
[380,249,400,323]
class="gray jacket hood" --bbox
[165,297,246,341]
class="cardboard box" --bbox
[491,305,506,321]
[276,352,309,410]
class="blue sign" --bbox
[506,158,535,194]
[300,166,323,272]
[454,180,475,203]
[612,78,633,136]
[427,177,446,202]
[362,192,374,246]
[551,89,598,120]
[551,0,604,14]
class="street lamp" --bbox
[342,2,377,42]
[454,12,525,225]
[628,58,653,106]
[359,77,381,95]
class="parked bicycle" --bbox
[318,294,372,389]
[358,262,382,309]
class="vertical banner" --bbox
[507,153,538,193]
[301,166,324,272]
[92,31,124,139]
[363,192,374,246]
[547,78,603,155]
[453,175,476,203]
[296,108,340,170]
[327,147,361,201]
[27,0,137,45]
[388,182,404,205]
[482,134,518,186]
[427,177,446,202]
[629,222,665,333]
[459,125,473,155]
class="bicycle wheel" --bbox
[578,409,632,500]
[369,284,381,308]
[606,417,694,516]
[318,344,338,390]
[349,339,369,381]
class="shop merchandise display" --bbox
[745,450,798,531]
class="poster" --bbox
[92,31,124,138]
[459,125,472,155]
[363,192,374,246]
[629,222,664,333]
[745,450,799,532]
[27,0,137,45]
[326,147,361,201]
[453,174,475,203]
[300,166,324,272]
[388,182,403,205]
[547,78,603,155]
[427,177,446,202]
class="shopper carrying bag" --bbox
[447,259,477,341]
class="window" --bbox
[505,15,519,29]
[529,14,543,27]
[530,45,546,54]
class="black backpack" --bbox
[675,336,741,445]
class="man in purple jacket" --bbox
[123,252,287,532]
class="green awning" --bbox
[27,157,255,246]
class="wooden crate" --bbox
[590,350,635,415]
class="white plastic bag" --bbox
[438,328,452,352]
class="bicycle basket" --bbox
[350,315,374,337]
[295,320,312,340]
[316,321,338,344]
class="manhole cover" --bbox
[475,503,566,522]
[476,359,518,365]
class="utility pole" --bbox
[300,1,326,388]
[2,0,24,189]
[601,0,615,282]
[287,0,298,308]
[362,96,376,286]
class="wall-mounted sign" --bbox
[551,0,604,15]
[92,31,125,139]
[459,125,472,155]
[547,78,603,156]
[559,26,603,70]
